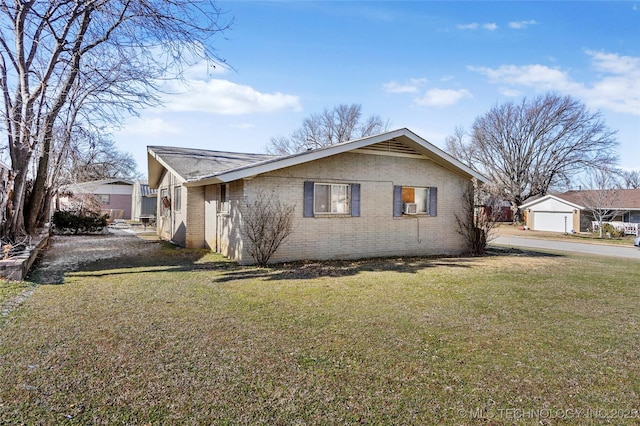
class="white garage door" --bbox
[533,212,572,233]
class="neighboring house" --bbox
[520,189,640,233]
[131,180,157,221]
[147,128,487,265]
[59,179,134,220]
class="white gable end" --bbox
[531,198,575,212]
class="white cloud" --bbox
[161,79,302,115]
[415,88,472,107]
[509,20,537,29]
[121,118,181,136]
[468,64,581,92]
[469,51,640,115]
[583,51,640,114]
[457,23,479,30]
[181,60,231,81]
[499,88,523,97]
[383,78,428,94]
[457,22,497,30]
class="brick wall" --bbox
[228,151,469,264]
[186,186,205,248]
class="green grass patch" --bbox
[0,280,31,306]
[498,223,637,246]
[1,246,639,424]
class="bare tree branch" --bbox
[0,0,230,237]
[265,103,390,155]
[239,191,295,266]
[577,169,628,238]
[446,93,619,222]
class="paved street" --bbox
[492,236,640,260]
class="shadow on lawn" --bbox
[28,234,564,284]
[212,248,564,283]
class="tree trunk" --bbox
[4,166,28,238]
[25,143,50,234]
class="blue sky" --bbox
[113,1,640,175]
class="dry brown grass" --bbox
[1,239,639,424]
[496,223,636,246]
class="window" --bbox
[220,183,230,213]
[403,187,430,214]
[174,186,182,211]
[96,194,110,204]
[393,186,437,217]
[314,183,349,214]
[303,181,360,217]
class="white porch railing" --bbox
[591,221,639,236]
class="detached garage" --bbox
[520,195,582,233]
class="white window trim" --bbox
[314,183,350,214]
[403,186,432,215]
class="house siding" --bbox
[59,181,133,219]
[228,151,468,264]
[157,171,187,245]
[101,194,132,220]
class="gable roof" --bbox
[557,188,640,210]
[147,146,277,188]
[64,178,134,190]
[520,194,585,210]
[520,189,640,210]
[148,128,487,189]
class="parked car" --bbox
[635,236,640,247]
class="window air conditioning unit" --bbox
[403,203,418,215]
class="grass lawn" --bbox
[496,223,638,247]
[1,242,639,424]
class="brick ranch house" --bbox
[147,128,487,265]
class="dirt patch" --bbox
[28,231,162,284]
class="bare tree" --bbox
[62,132,138,183]
[28,72,140,228]
[618,170,640,189]
[446,93,618,222]
[445,125,475,167]
[455,179,500,255]
[577,169,627,238]
[239,191,296,266]
[265,104,389,155]
[0,0,230,237]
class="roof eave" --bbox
[147,147,187,189]
[184,128,487,186]
[520,194,585,210]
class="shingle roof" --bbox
[555,188,640,209]
[147,146,278,187]
[147,128,488,189]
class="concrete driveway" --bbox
[492,236,640,260]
